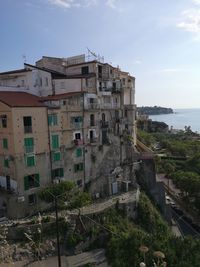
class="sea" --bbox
[149,109,200,133]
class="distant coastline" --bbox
[149,108,200,133]
[137,106,173,116]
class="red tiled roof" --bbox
[40,91,83,101]
[0,91,45,107]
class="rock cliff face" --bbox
[137,106,173,115]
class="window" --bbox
[122,78,126,85]
[3,138,8,149]
[89,130,95,143]
[76,148,82,157]
[23,116,32,133]
[28,194,37,205]
[75,132,81,140]
[4,159,9,168]
[124,110,128,117]
[74,163,84,172]
[0,115,7,128]
[21,80,25,87]
[26,155,35,167]
[90,114,95,126]
[40,78,42,86]
[53,151,61,161]
[77,179,82,187]
[48,114,58,126]
[51,135,59,149]
[24,174,40,190]
[24,138,34,153]
[45,77,49,86]
[99,82,102,91]
[102,113,105,122]
[52,168,64,179]
[98,65,102,78]
[74,117,83,123]
[81,66,89,75]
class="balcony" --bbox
[71,122,83,129]
[24,146,34,154]
[100,121,109,128]
[112,87,121,94]
[86,103,99,110]
[89,137,98,144]
[73,139,84,146]
[24,126,32,134]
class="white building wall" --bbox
[0,69,53,96]
[54,79,82,94]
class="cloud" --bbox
[48,0,118,9]
[106,0,117,9]
[157,68,185,73]
[48,0,76,8]
[134,60,142,65]
[177,1,200,34]
[192,0,200,5]
[177,9,200,33]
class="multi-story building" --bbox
[0,92,50,217]
[0,54,138,218]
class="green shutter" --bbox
[52,135,59,149]
[24,138,34,153]
[4,159,9,167]
[76,148,82,157]
[3,138,8,149]
[48,115,52,125]
[53,151,61,161]
[35,174,40,187]
[26,155,35,166]
[59,168,64,177]
[24,176,29,191]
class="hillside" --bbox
[138,106,173,115]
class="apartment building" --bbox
[0,92,50,218]
[0,54,138,218]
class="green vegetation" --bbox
[104,193,200,267]
[138,130,200,214]
[38,181,91,209]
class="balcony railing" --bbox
[86,103,99,109]
[24,126,32,134]
[24,146,34,154]
[73,139,84,146]
[71,122,83,129]
[89,137,98,144]
[100,121,109,128]
[112,87,121,93]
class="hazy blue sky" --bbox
[0,0,200,108]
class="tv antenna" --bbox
[86,48,104,63]
[22,54,27,64]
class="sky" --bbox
[0,0,200,108]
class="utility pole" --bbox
[55,196,61,267]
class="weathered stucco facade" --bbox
[0,54,138,218]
